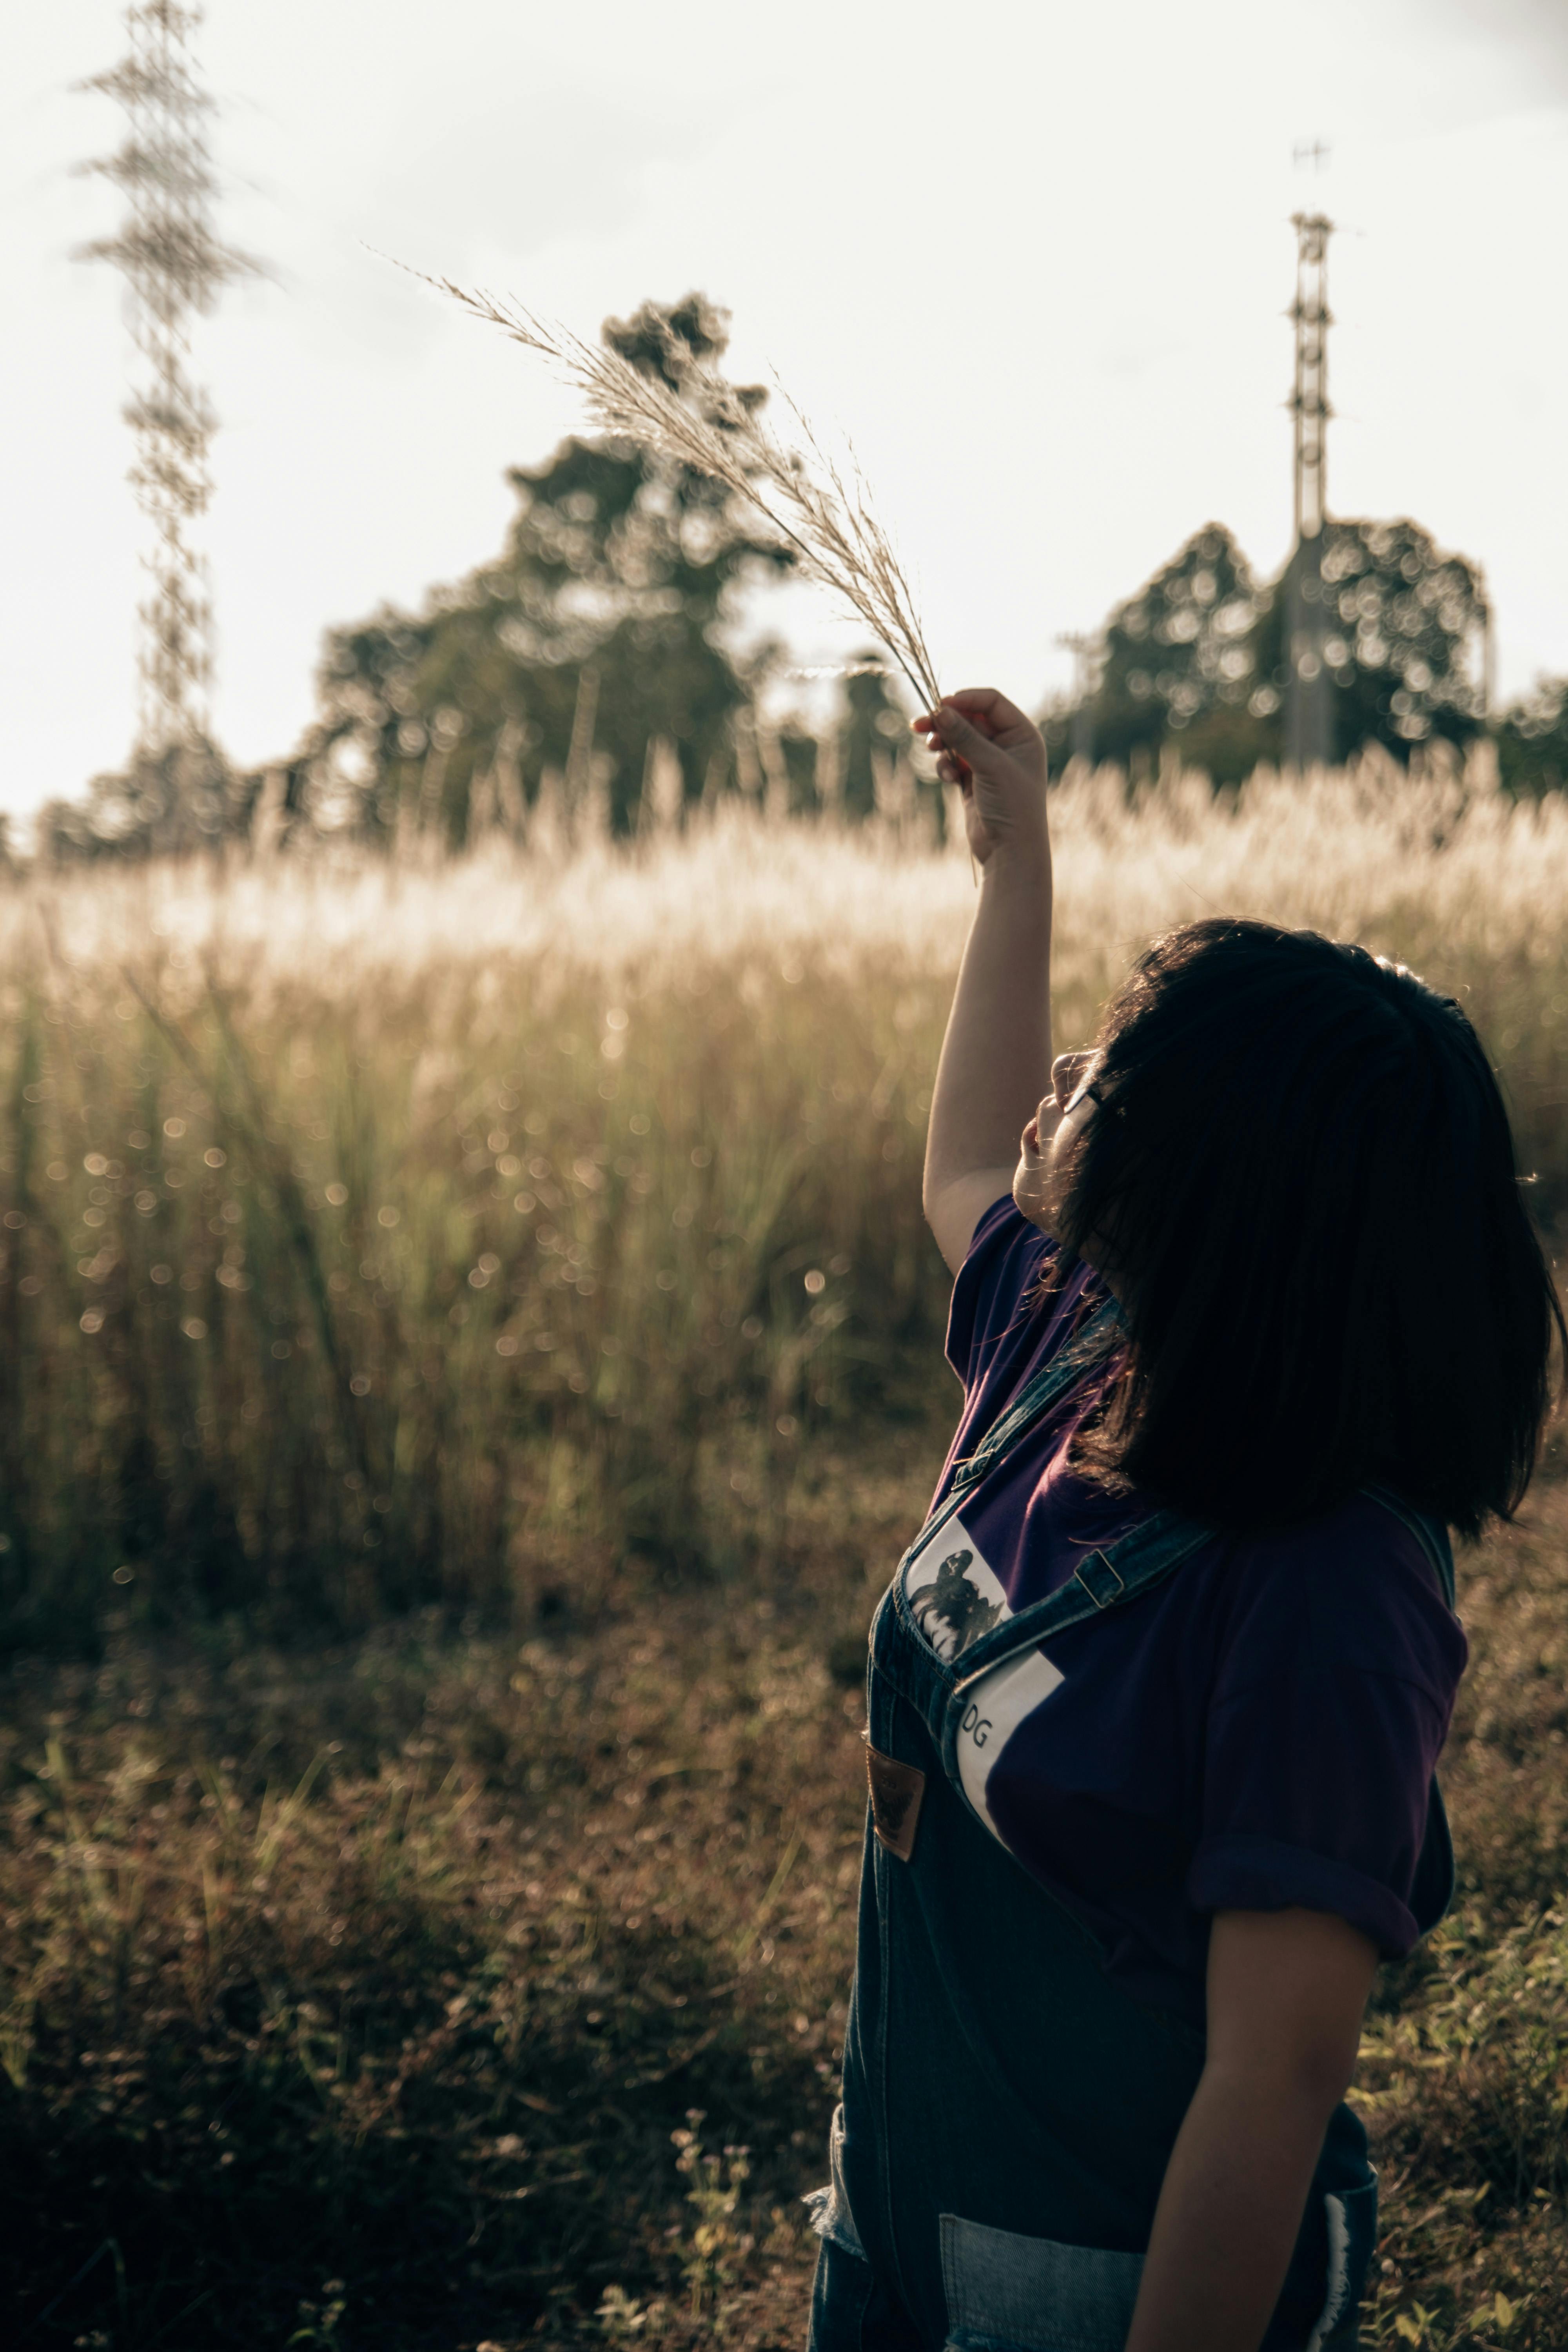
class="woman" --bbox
[806,691,1562,2352]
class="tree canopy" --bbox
[1049,517,1490,782]
[301,295,793,845]
[34,292,1568,860]
[1495,676,1568,798]
[1259,518,1488,761]
[1063,524,1267,785]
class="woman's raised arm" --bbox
[914,691,1054,1276]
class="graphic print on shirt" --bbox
[901,1508,1067,1844]
[955,1646,1066,1839]
[901,1512,1010,1660]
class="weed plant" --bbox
[0,855,956,1643]
[2,1441,1568,2347]
[0,1425,920,2348]
[7,751,1568,1647]
[4,758,1568,2344]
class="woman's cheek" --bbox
[1012,1149,1055,1235]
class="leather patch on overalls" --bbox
[866,1742,926,1860]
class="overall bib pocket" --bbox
[805,2103,867,2261]
[1301,2180,1377,2351]
[938,2214,1143,2352]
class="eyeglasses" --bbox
[1065,1075,1122,1121]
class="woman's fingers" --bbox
[912,701,999,744]
[913,708,977,791]
[935,687,1033,740]
[913,690,1047,828]
[913,693,1035,767]
[931,702,985,748]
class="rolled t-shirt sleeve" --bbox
[945,1198,1054,1391]
[1188,1511,1468,1957]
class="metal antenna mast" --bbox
[76,3,259,759]
[1284,209,1335,769]
[1289,211,1332,544]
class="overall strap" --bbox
[928,1293,1124,1534]
[950,1481,1457,1700]
[951,1505,1215,1694]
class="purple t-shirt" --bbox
[901,1196,1468,2027]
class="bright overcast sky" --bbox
[3,0,1566,817]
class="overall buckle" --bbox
[1073,1550,1125,1609]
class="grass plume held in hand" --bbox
[407,267,942,713]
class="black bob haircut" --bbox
[1051,918,1564,1538]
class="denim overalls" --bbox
[808,1300,1456,2352]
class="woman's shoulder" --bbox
[956,1193,1043,1299]
[1213,1491,1469,1704]
[945,1196,1059,1387]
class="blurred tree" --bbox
[301,295,792,845]
[1250,518,1487,764]
[776,723,823,815]
[1045,517,1489,782]
[1494,676,1568,798]
[839,659,914,821]
[1046,526,1270,786]
[39,739,248,863]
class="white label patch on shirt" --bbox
[902,1513,1011,1661]
[955,1647,1066,1836]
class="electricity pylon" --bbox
[76,3,260,760]
[1283,211,1335,771]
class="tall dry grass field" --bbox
[7,757,1568,1639]
[3,760,1568,2348]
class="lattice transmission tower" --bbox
[1283,210,1335,770]
[76,3,259,760]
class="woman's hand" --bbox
[913,690,1049,868]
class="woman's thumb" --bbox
[936,703,989,782]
